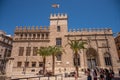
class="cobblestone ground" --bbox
[5,74,120,80]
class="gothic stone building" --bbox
[115,32,120,60]
[10,13,120,76]
[0,30,13,75]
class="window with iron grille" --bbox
[57,26,61,32]
[17,62,22,67]
[56,53,62,61]
[39,62,43,67]
[25,62,29,67]
[56,38,62,46]
[33,47,38,56]
[32,62,36,67]
[104,53,112,66]
[26,47,31,56]
[19,47,24,56]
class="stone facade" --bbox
[10,13,120,77]
[115,32,120,60]
[0,30,13,75]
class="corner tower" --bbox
[49,13,68,46]
[49,13,68,33]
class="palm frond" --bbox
[65,38,87,53]
[37,47,51,57]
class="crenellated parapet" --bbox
[68,28,112,33]
[14,26,50,41]
[50,13,68,20]
[15,26,50,33]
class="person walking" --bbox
[86,68,92,80]
[93,69,97,80]
[74,71,78,80]
[100,69,104,80]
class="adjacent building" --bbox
[0,30,13,75]
[10,13,120,77]
[115,32,120,60]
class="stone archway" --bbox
[86,48,98,69]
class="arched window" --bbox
[104,53,112,66]
[73,54,80,66]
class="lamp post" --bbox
[87,37,93,69]
[23,38,30,75]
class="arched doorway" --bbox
[86,48,98,69]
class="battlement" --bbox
[50,13,68,20]
[15,26,49,32]
[68,28,112,32]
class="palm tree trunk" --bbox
[75,53,79,77]
[43,57,46,75]
[52,54,55,75]
[75,66,79,77]
[83,49,86,71]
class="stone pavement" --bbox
[10,73,87,80]
[4,73,120,80]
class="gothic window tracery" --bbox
[104,52,112,66]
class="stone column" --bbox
[98,49,106,68]
[6,58,14,77]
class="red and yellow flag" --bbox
[52,4,59,8]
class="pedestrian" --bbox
[86,68,92,80]
[93,69,97,80]
[105,69,111,80]
[119,70,120,76]
[109,69,114,80]
[74,71,78,80]
[100,69,104,80]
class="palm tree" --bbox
[66,38,87,76]
[49,46,65,75]
[37,47,51,75]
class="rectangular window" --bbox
[56,53,62,61]
[41,34,44,39]
[19,47,24,56]
[17,62,22,67]
[4,49,7,57]
[26,47,31,56]
[7,50,11,57]
[57,26,60,32]
[105,57,112,66]
[39,62,43,67]
[25,62,29,67]
[56,38,62,46]
[74,57,80,66]
[32,62,36,67]
[46,33,49,39]
[33,47,38,56]
[37,34,40,38]
[33,34,36,39]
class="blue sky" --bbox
[0,0,120,35]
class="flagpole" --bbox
[52,4,60,25]
[51,4,59,75]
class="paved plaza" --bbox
[1,74,120,80]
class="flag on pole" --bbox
[52,4,59,8]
